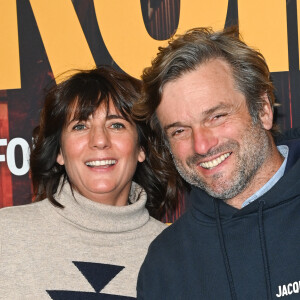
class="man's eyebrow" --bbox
[202,103,231,117]
[163,103,231,131]
[164,122,185,132]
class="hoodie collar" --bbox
[190,187,238,221]
[190,139,300,221]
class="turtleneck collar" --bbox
[42,181,150,233]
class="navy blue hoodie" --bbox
[137,138,300,299]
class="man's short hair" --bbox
[134,26,277,135]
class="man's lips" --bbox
[199,152,231,169]
[85,159,117,167]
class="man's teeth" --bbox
[86,160,116,167]
[200,153,230,169]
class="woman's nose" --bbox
[88,127,111,149]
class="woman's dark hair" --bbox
[30,66,171,219]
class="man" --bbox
[135,27,300,299]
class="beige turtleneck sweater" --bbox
[0,181,166,299]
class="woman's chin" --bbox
[77,181,132,205]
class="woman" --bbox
[0,66,166,299]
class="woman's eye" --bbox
[111,123,125,130]
[72,124,86,131]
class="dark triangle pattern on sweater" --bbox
[47,261,135,299]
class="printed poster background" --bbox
[1,0,300,222]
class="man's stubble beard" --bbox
[170,122,272,200]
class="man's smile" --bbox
[199,152,231,169]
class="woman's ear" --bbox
[138,147,146,163]
[259,93,273,130]
[56,150,65,166]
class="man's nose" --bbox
[192,127,218,155]
[88,127,111,149]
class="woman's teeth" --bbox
[86,160,116,167]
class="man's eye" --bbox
[111,123,125,129]
[213,114,224,120]
[210,114,228,126]
[172,129,184,136]
[168,127,191,140]
[72,124,86,131]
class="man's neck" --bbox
[225,144,284,209]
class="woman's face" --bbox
[56,100,145,206]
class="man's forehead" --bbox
[156,59,247,127]
[161,59,234,97]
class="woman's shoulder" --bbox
[145,217,168,236]
[0,201,46,228]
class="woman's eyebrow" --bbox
[106,114,126,120]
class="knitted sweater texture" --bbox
[0,181,166,299]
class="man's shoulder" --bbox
[147,211,192,254]
[276,127,300,144]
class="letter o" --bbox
[6,138,30,176]
[293,282,299,293]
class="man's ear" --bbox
[56,150,65,166]
[259,93,273,130]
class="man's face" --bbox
[156,58,273,201]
